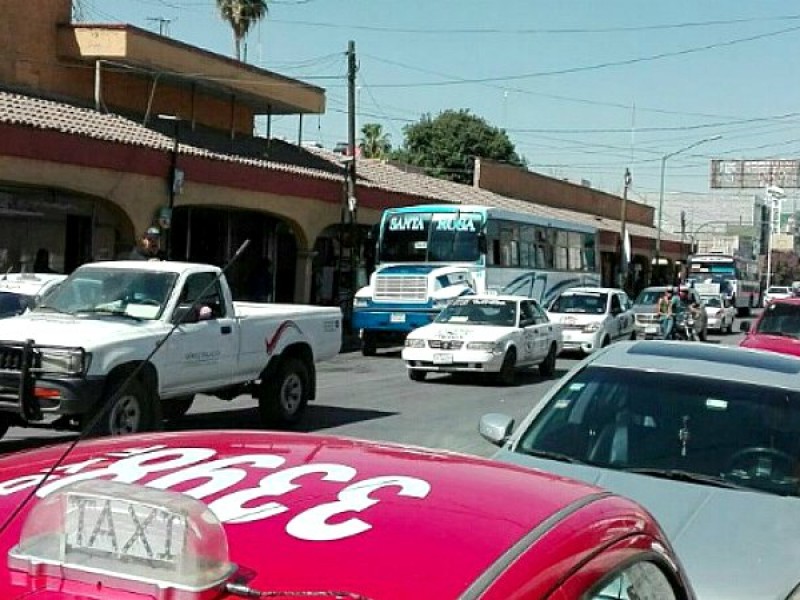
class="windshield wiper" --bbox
[623,468,748,490]
[33,304,71,315]
[73,308,143,322]
[758,330,797,338]
[518,448,584,464]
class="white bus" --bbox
[352,204,600,354]
[687,253,760,315]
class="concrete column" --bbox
[294,248,317,304]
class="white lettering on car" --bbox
[0,447,431,542]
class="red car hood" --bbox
[740,333,800,358]
[0,430,604,600]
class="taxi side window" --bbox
[177,272,226,319]
[520,301,536,326]
[587,560,679,600]
[610,294,622,315]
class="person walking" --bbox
[658,288,679,340]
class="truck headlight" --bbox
[432,299,452,310]
[353,297,370,308]
[39,349,89,375]
[405,338,426,348]
[466,341,498,351]
[583,322,601,333]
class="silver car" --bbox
[480,341,800,600]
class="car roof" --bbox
[590,340,800,391]
[557,287,620,295]
[0,273,66,295]
[0,431,645,599]
[460,294,528,302]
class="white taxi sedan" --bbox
[402,295,562,385]
[546,287,635,355]
[701,293,736,333]
[0,273,66,318]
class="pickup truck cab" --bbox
[0,261,342,439]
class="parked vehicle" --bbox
[402,294,561,385]
[632,285,708,341]
[353,204,599,356]
[763,285,792,307]
[546,286,635,354]
[0,261,342,439]
[700,292,736,333]
[480,341,800,600]
[0,430,696,599]
[740,297,800,358]
[0,273,65,318]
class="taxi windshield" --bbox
[755,302,800,336]
[516,365,800,496]
[436,299,517,326]
[549,293,607,314]
[703,296,722,308]
[0,291,32,318]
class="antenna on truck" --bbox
[0,240,252,538]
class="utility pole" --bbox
[338,41,359,326]
[147,17,172,36]
[619,168,631,291]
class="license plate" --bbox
[433,353,453,364]
[645,325,658,334]
[390,313,406,323]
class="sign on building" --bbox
[711,159,800,189]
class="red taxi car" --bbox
[0,431,694,600]
[740,297,800,358]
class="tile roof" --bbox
[0,90,680,243]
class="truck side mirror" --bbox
[173,304,200,324]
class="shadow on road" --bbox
[0,433,77,454]
[166,404,398,434]
[410,366,571,387]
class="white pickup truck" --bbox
[0,261,342,439]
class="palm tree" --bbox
[216,0,269,61]
[360,123,391,159]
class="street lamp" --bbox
[157,113,181,259]
[655,135,722,283]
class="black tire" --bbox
[259,357,310,427]
[629,329,637,340]
[539,343,557,377]
[408,369,427,382]
[89,376,162,437]
[361,332,377,357]
[601,336,610,348]
[497,347,517,386]
[162,394,194,420]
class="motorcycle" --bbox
[671,311,696,341]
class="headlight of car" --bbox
[466,341,499,351]
[39,349,90,375]
[404,338,426,348]
[353,297,370,308]
[583,322,601,333]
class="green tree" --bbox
[392,109,525,184]
[216,0,268,61]
[360,123,392,159]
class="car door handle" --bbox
[221,325,232,335]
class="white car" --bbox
[701,293,736,333]
[546,287,635,355]
[763,285,793,307]
[0,273,66,318]
[402,295,561,385]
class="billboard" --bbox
[711,159,800,189]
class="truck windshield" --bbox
[37,267,178,321]
[379,212,482,263]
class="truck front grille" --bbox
[428,340,464,350]
[374,275,428,302]
[0,346,40,372]
[635,314,659,325]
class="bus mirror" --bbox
[478,232,488,254]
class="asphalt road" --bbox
[0,318,751,457]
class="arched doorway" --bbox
[170,206,298,302]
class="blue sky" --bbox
[81,1,800,230]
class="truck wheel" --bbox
[496,347,517,386]
[260,357,310,427]
[162,395,194,420]
[90,376,162,437]
[408,369,427,382]
[362,332,377,357]
[539,343,557,377]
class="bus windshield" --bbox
[379,212,482,263]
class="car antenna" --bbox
[0,240,252,539]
